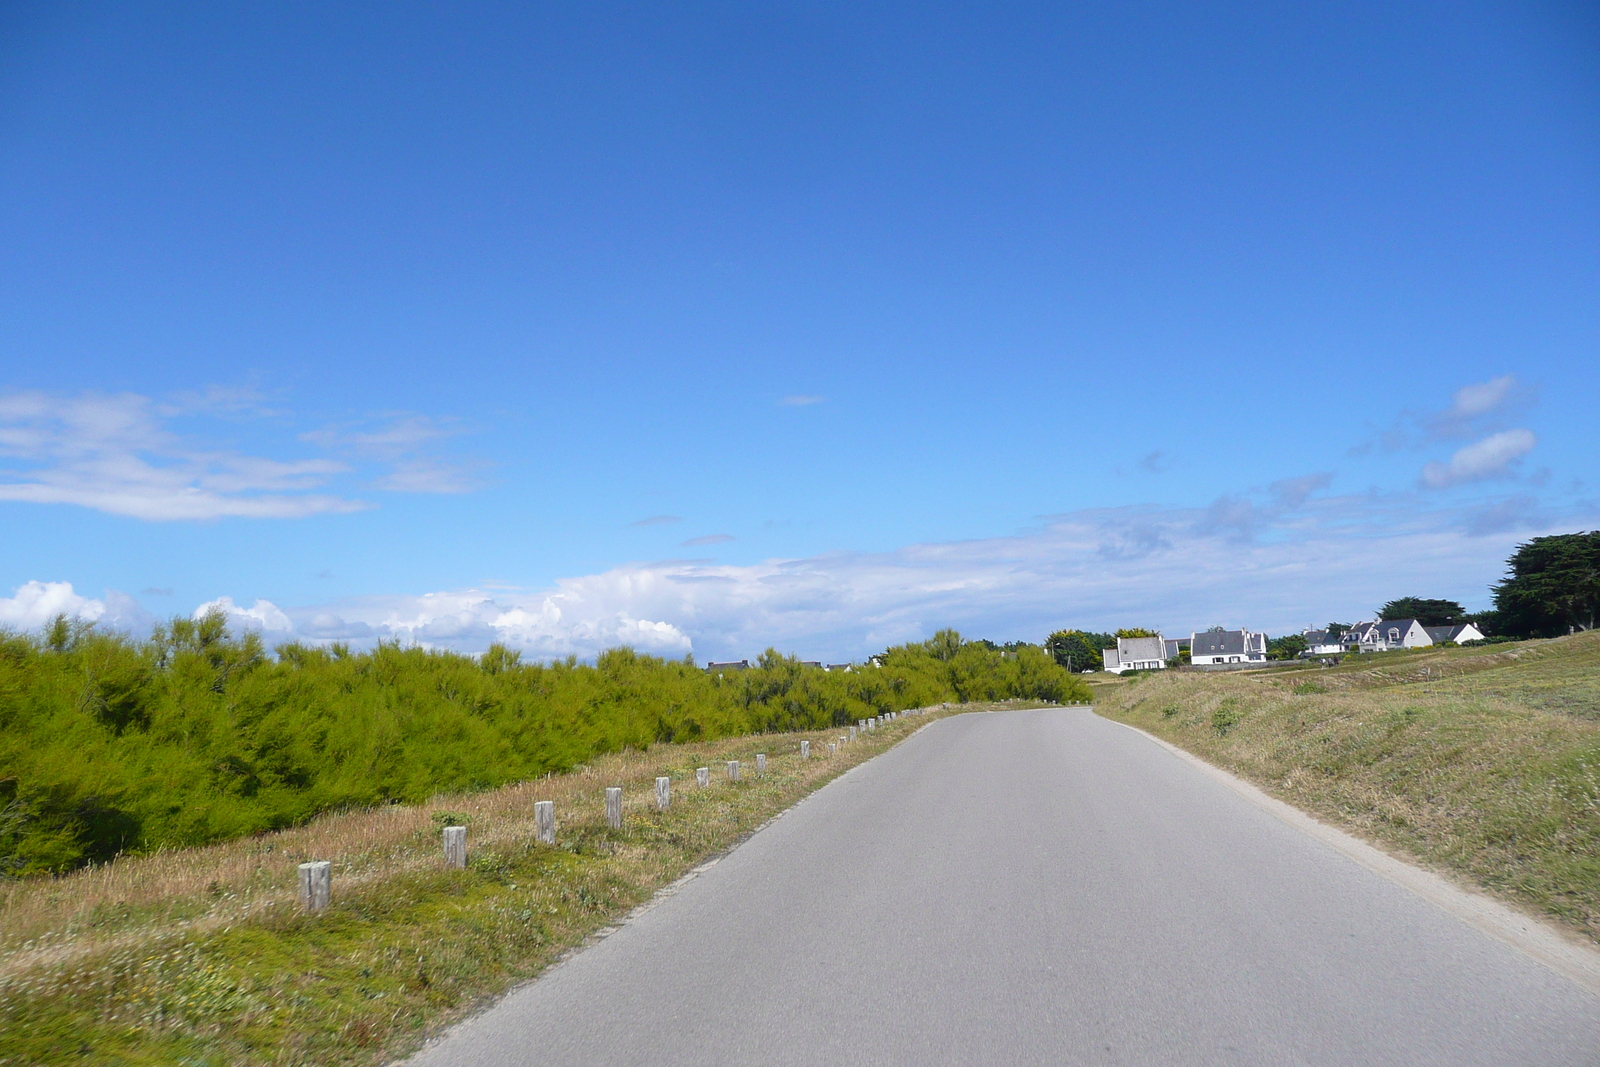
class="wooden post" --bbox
[696,766,709,787]
[535,800,555,844]
[800,740,810,758]
[443,826,467,869]
[298,860,331,912]
[849,726,857,740]
[605,787,622,829]
[726,759,740,782]
[828,742,836,755]
[656,776,671,810]
[756,753,766,773]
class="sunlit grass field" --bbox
[1093,632,1600,943]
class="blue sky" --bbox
[1,1,1596,659]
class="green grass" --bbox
[1093,631,1600,943]
[0,705,999,1066]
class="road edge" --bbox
[394,706,967,1065]
[1099,711,1600,999]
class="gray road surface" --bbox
[409,707,1600,1066]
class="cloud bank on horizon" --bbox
[0,374,1584,660]
[5,494,1587,662]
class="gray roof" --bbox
[1356,620,1427,645]
[1192,630,1247,656]
[1118,636,1166,662]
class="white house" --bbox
[1101,635,1168,674]
[1424,623,1485,645]
[1348,619,1433,652]
[1301,629,1347,656]
[1190,628,1268,666]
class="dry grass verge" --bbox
[1093,632,1600,944]
[0,704,999,1066]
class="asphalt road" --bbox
[409,707,1600,1067]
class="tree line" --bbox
[0,619,1086,877]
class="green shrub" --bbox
[1211,701,1242,735]
[0,620,1088,874]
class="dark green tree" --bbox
[1376,598,1467,625]
[1045,630,1116,672]
[1491,532,1600,637]
[1267,634,1308,660]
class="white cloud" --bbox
[12,461,1585,661]
[0,581,155,634]
[0,390,366,520]
[1352,373,1528,455]
[1445,375,1517,420]
[1424,374,1527,441]
[195,596,294,633]
[0,580,105,629]
[1420,429,1537,489]
[300,415,455,458]
[302,415,482,494]
[0,392,481,519]
[372,459,482,494]
[114,488,1580,662]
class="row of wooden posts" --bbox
[296,707,924,912]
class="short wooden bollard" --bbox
[726,760,740,782]
[535,800,555,844]
[828,742,836,755]
[756,753,766,773]
[696,766,710,787]
[849,726,857,740]
[800,740,810,758]
[605,787,622,829]
[298,860,331,912]
[443,826,467,869]
[656,776,671,810]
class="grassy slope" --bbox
[1091,632,1600,943]
[0,705,1000,1067]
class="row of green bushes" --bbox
[0,615,1086,875]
